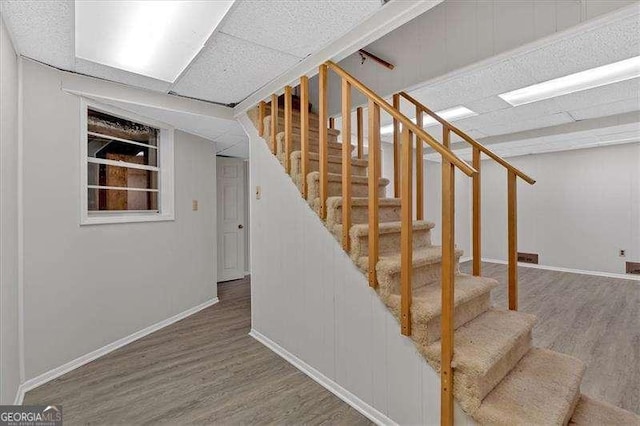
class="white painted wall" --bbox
[241,114,473,425]
[0,12,21,404]
[20,59,217,381]
[423,143,640,275]
[312,0,636,114]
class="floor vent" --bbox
[518,252,539,264]
[626,261,640,274]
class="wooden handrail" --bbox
[398,91,535,185]
[326,61,477,178]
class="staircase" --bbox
[248,62,640,425]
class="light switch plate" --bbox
[256,186,262,200]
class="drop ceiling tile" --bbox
[515,14,640,83]
[1,0,74,69]
[569,98,640,121]
[552,78,640,112]
[219,0,380,58]
[409,58,537,109]
[172,32,301,105]
[75,59,172,93]
[479,112,574,136]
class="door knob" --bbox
[238,224,244,229]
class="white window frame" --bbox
[79,98,175,225]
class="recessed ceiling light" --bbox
[499,56,640,107]
[380,106,477,135]
[75,1,235,82]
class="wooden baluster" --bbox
[300,76,310,199]
[329,117,335,129]
[356,107,363,159]
[368,100,380,287]
[319,64,329,219]
[270,94,277,154]
[400,126,413,336]
[441,126,455,426]
[342,79,352,251]
[472,147,481,276]
[284,86,293,174]
[415,107,424,220]
[258,101,266,137]
[508,171,518,310]
[392,94,400,197]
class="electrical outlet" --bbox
[192,200,198,211]
[620,249,626,257]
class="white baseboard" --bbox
[14,297,219,403]
[249,329,396,426]
[461,257,640,282]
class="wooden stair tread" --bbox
[475,348,585,425]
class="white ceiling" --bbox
[0,0,381,158]
[0,0,381,105]
[352,6,640,159]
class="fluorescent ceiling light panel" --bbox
[499,56,640,106]
[75,0,235,82]
[380,106,477,134]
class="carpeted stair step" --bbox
[306,171,388,202]
[264,116,337,140]
[422,309,537,413]
[263,105,322,125]
[383,274,497,345]
[325,197,402,228]
[336,220,434,259]
[474,348,585,425]
[356,246,464,297]
[290,151,368,178]
[569,394,640,425]
[276,133,350,163]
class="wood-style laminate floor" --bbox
[24,277,372,425]
[25,264,639,422]
[460,262,639,414]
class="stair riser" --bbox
[291,155,367,177]
[308,180,387,201]
[377,256,461,298]
[327,203,402,227]
[412,292,492,346]
[455,330,533,413]
[272,128,339,144]
[350,228,432,259]
[277,138,345,158]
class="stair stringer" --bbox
[239,113,475,426]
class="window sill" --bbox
[80,213,175,226]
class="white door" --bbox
[217,157,246,282]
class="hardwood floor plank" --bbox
[461,261,640,414]
[24,277,372,425]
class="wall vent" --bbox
[518,252,539,264]
[626,262,640,275]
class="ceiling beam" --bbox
[60,64,235,121]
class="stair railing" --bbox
[397,91,536,311]
[257,61,479,426]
